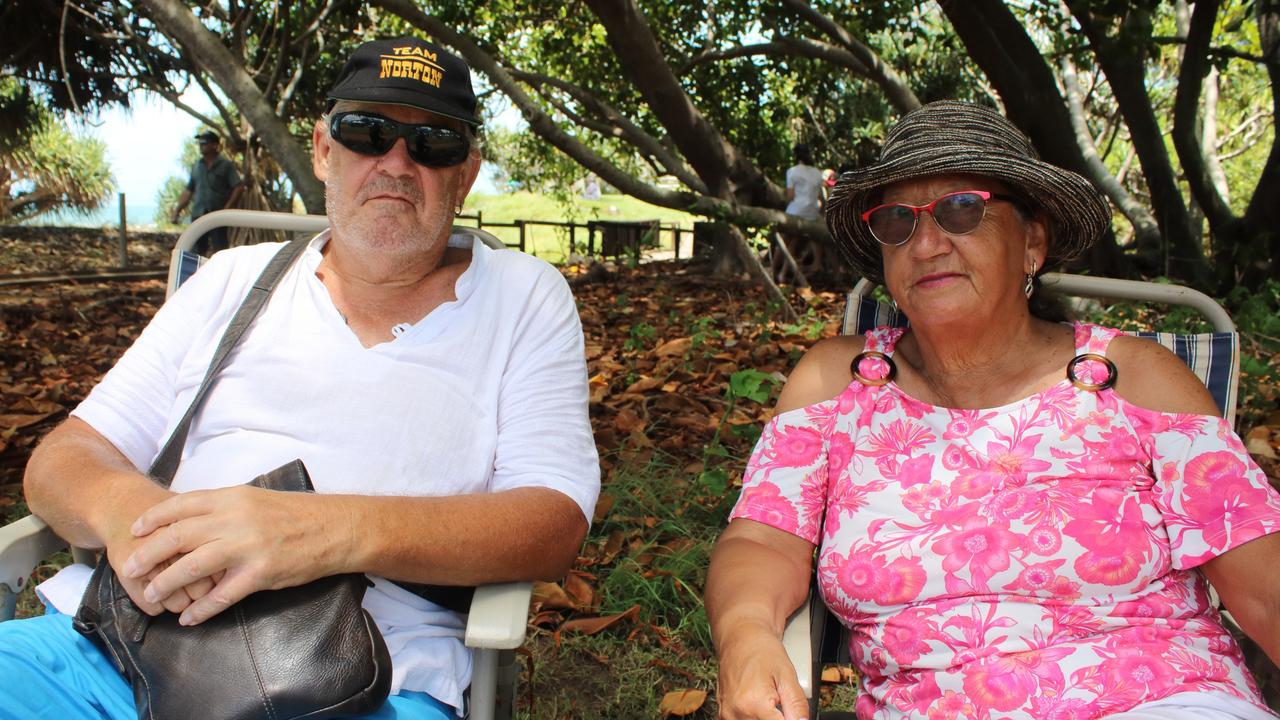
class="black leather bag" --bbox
[73,459,392,720]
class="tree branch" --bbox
[509,69,708,194]
[683,38,871,77]
[779,0,920,111]
[1066,0,1207,282]
[1059,49,1160,249]
[1150,35,1277,64]
[369,0,819,231]
[134,0,323,212]
[582,0,781,206]
[1172,0,1235,236]
[1242,0,1280,281]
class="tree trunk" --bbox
[940,0,1131,279]
[1067,2,1211,287]
[1060,54,1161,253]
[1242,0,1280,287]
[135,0,324,214]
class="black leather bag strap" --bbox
[148,237,311,485]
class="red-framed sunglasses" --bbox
[861,190,1021,246]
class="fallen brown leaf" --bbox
[558,604,640,636]
[655,337,693,357]
[532,581,575,610]
[624,375,664,393]
[658,689,707,716]
[564,572,596,610]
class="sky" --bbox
[78,91,200,215]
[75,88,501,225]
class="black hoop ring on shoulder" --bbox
[850,350,897,387]
[1066,353,1118,392]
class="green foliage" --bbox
[1229,279,1280,428]
[591,454,718,644]
[0,78,115,222]
[625,322,658,351]
[783,307,828,340]
[727,368,779,405]
[0,79,42,155]
[154,138,202,227]
[689,316,722,351]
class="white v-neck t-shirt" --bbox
[56,231,600,711]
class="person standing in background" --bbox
[773,142,825,283]
[171,131,245,255]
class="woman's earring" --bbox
[1024,259,1037,299]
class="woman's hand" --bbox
[707,520,816,720]
[716,624,810,720]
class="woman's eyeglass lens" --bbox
[862,190,1018,246]
[329,112,471,168]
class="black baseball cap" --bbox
[194,131,220,143]
[327,37,479,126]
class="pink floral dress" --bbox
[731,324,1280,719]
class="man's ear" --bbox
[312,119,331,182]
[453,150,483,206]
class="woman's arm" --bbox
[1111,335,1280,663]
[708,336,862,719]
[707,519,814,720]
[1201,533,1280,665]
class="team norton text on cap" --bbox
[825,100,1111,283]
[327,37,479,126]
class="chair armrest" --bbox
[0,515,67,593]
[464,582,533,650]
[782,594,814,699]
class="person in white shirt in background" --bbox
[773,142,826,284]
[6,36,599,720]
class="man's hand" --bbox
[100,496,219,616]
[121,485,340,626]
[716,626,810,720]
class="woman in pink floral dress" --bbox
[706,101,1280,720]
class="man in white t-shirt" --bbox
[7,37,598,720]
[773,143,826,284]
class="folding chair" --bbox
[0,209,529,720]
[783,273,1242,719]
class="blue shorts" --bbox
[0,612,454,720]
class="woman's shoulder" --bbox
[775,334,867,414]
[1100,329,1220,416]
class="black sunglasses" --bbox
[328,111,471,168]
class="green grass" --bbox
[460,192,698,263]
[516,451,721,718]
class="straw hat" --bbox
[825,100,1111,283]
